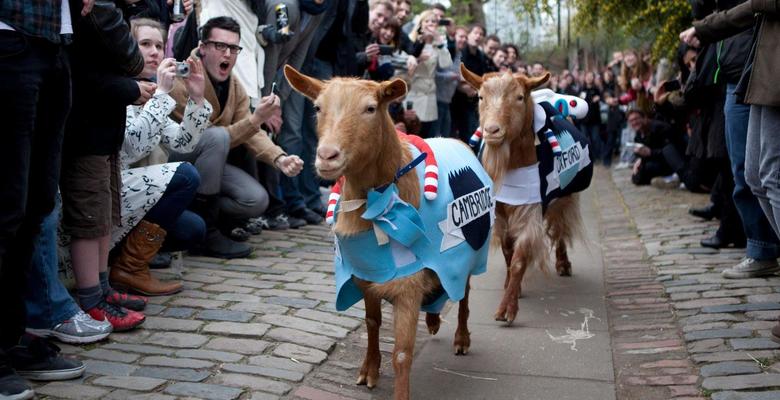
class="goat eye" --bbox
[366,105,377,113]
[313,105,321,113]
[517,95,524,102]
[478,96,483,101]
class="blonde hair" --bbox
[130,18,167,44]
[409,10,436,43]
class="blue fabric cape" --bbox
[333,138,494,313]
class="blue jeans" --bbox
[145,163,205,250]
[279,58,331,212]
[430,101,452,138]
[25,196,80,330]
[725,84,780,260]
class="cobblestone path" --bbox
[31,168,780,400]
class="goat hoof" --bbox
[357,374,377,388]
[454,344,470,355]
[556,261,572,276]
[494,311,507,321]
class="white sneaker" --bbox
[651,173,680,190]
[27,310,112,344]
[722,258,780,279]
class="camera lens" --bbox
[176,62,190,77]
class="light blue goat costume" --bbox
[333,138,494,313]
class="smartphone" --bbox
[438,18,451,26]
[378,44,394,56]
[405,100,413,110]
[270,81,278,95]
[662,80,681,92]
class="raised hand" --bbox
[156,58,176,94]
[183,58,206,104]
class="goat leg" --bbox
[392,292,421,400]
[357,291,382,388]
[454,276,471,355]
[495,249,527,324]
[501,236,514,289]
[425,312,441,335]
[555,239,572,276]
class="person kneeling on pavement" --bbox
[168,16,303,258]
[628,108,688,188]
[109,18,214,296]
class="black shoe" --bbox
[149,252,172,269]
[285,213,307,229]
[0,368,33,400]
[701,234,747,249]
[263,213,305,229]
[290,207,324,225]
[194,230,251,259]
[8,335,85,381]
[689,204,718,221]
[309,205,327,218]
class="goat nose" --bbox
[484,124,500,135]
[317,145,341,161]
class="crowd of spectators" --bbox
[1,0,778,398]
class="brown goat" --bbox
[284,65,488,400]
[460,65,585,324]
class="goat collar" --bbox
[375,151,427,193]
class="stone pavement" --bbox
[31,167,780,400]
[612,168,780,400]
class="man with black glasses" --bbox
[168,16,303,257]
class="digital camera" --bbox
[175,62,190,78]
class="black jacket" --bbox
[312,0,369,77]
[64,0,144,158]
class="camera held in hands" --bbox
[175,61,190,78]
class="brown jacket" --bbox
[169,51,285,166]
[694,0,780,107]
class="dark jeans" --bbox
[631,144,683,185]
[144,163,206,250]
[724,83,780,259]
[602,130,617,166]
[430,101,452,138]
[25,196,80,330]
[452,101,479,143]
[582,123,602,165]
[279,58,330,213]
[0,32,71,349]
[711,159,745,242]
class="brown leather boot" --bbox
[109,220,182,296]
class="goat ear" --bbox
[379,78,407,103]
[284,64,323,100]
[522,72,550,90]
[460,63,483,89]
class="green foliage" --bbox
[571,0,692,62]
[414,0,485,26]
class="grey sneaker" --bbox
[722,258,780,279]
[27,311,112,344]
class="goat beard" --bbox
[481,141,512,188]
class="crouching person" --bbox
[168,16,303,257]
[108,18,214,296]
